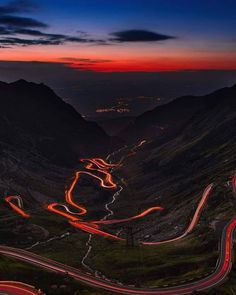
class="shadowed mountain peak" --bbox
[0,80,118,166]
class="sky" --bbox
[0,0,236,117]
[0,0,235,72]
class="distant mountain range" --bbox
[119,84,236,143]
[0,79,118,167]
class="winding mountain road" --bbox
[2,139,236,294]
[4,195,30,219]
[0,216,235,294]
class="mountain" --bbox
[95,116,134,136]
[75,83,236,292]
[0,79,117,167]
[113,83,236,240]
[119,84,236,143]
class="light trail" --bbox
[93,206,164,225]
[46,203,80,222]
[62,158,118,217]
[11,196,23,208]
[81,158,119,169]
[0,217,235,294]
[46,141,213,245]
[143,184,213,245]
[67,184,212,244]
[47,155,164,240]
[0,281,41,295]
[46,142,164,243]
[121,140,147,160]
[3,140,232,294]
[57,204,79,215]
[69,221,123,240]
[81,161,118,189]
[4,195,30,219]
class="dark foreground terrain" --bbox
[0,81,236,294]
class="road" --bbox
[143,184,213,245]
[0,281,41,295]
[47,156,214,244]
[46,148,168,240]
[4,195,30,219]
[2,140,236,294]
[0,217,235,294]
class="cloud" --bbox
[0,28,102,46]
[0,36,64,45]
[0,26,11,35]
[0,0,38,14]
[0,2,175,48]
[0,15,48,28]
[0,27,100,46]
[110,29,175,42]
[0,18,102,46]
[0,1,108,47]
[59,57,113,71]
[0,1,107,47]
[12,28,59,36]
[8,28,91,42]
[0,32,100,46]
[60,57,112,63]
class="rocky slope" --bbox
[119,84,236,143]
[112,84,236,240]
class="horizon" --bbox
[0,0,235,72]
[0,0,236,117]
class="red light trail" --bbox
[2,141,236,294]
[0,216,235,294]
[4,195,30,219]
[0,281,42,295]
[143,184,213,245]
[46,141,165,238]
[45,141,213,245]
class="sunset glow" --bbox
[0,0,235,72]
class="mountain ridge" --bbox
[118,83,236,142]
[0,79,118,166]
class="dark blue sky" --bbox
[0,0,235,71]
[0,0,235,117]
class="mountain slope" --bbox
[0,79,115,166]
[119,84,236,143]
[73,84,236,292]
[112,87,236,240]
